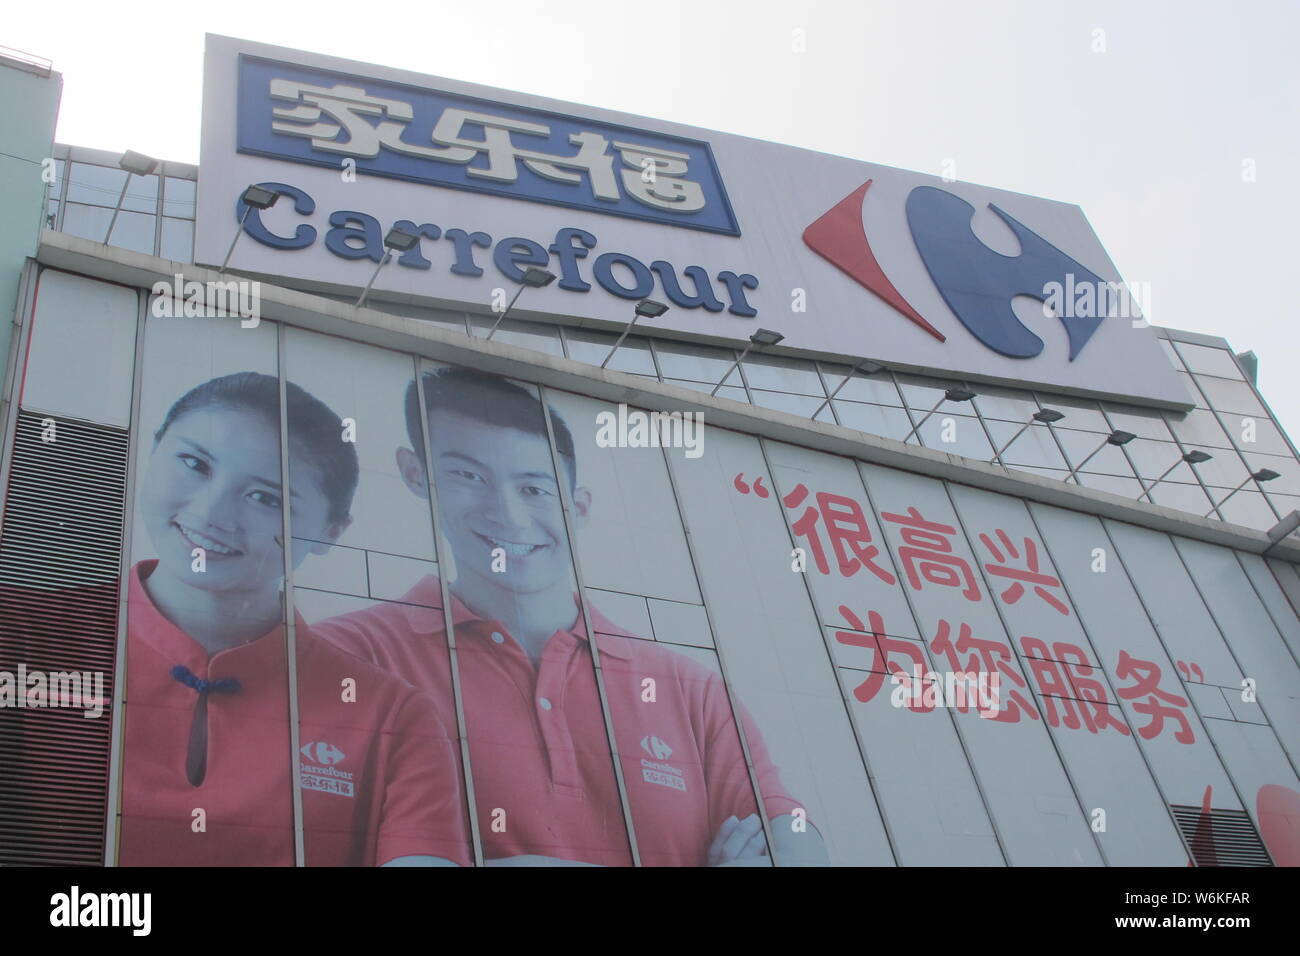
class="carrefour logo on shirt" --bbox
[301,740,345,765]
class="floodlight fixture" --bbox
[902,385,978,443]
[601,300,669,368]
[989,407,1066,465]
[811,358,888,418]
[483,268,558,340]
[356,226,421,307]
[103,150,159,245]
[710,329,784,396]
[219,185,283,275]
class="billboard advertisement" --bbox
[297,351,829,865]
[197,35,1192,410]
[14,271,1293,866]
[115,311,830,865]
[120,313,470,866]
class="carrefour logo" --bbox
[640,735,673,760]
[803,181,1110,360]
[237,56,740,235]
[235,181,761,316]
[300,741,345,766]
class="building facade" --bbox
[0,35,1297,867]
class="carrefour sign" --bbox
[229,183,760,316]
[198,35,1192,409]
[236,56,740,236]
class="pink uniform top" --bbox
[314,575,803,866]
[119,561,471,867]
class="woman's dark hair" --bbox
[404,366,577,488]
[154,371,358,525]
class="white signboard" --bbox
[198,34,1191,409]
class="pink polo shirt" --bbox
[119,561,471,867]
[314,575,803,866]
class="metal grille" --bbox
[1171,803,1273,867]
[0,411,128,866]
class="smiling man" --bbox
[315,365,828,866]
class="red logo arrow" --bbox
[802,180,946,342]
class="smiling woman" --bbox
[137,372,351,650]
[117,314,470,867]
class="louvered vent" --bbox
[0,411,128,866]
[1171,803,1273,867]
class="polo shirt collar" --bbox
[405,574,638,660]
[129,560,296,673]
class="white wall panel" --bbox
[666,427,892,865]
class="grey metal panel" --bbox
[1224,692,1269,725]
[665,426,893,865]
[1039,700,1187,865]
[947,698,1101,865]
[1104,522,1245,689]
[839,667,1002,866]
[947,483,1186,865]
[860,463,1102,865]
[761,441,994,865]
[1247,556,1300,662]
[1265,559,1300,617]
[104,288,147,866]
[1172,538,1300,770]
[1027,503,1244,810]
[1198,719,1300,863]
[1186,683,1234,721]
[275,322,306,866]
[283,327,439,563]
[645,598,714,649]
[536,384,643,867]
[23,270,137,428]
[412,361,484,866]
[765,442,921,645]
[586,588,653,639]
[543,391,701,604]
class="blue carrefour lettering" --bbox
[443,229,491,277]
[906,185,1105,360]
[239,182,315,249]
[716,271,759,317]
[548,227,596,292]
[493,237,550,283]
[237,184,760,320]
[391,221,442,269]
[593,252,655,299]
[325,211,384,261]
[653,262,725,312]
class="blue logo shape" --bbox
[905,186,1105,360]
[236,56,740,236]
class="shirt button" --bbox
[539,697,553,711]
[490,631,505,644]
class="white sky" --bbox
[7,0,1298,439]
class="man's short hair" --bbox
[404,366,577,488]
